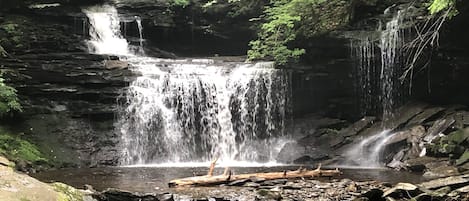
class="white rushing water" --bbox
[344,130,392,167]
[352,37,376,116]
[84,5,130,55]
[380,10,404,122]
[347,9,406,167]
[83,5,291,166]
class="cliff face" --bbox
[0,4,133,167]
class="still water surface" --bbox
[31,166,425,194]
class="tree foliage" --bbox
[0,74,22,117]
[248,0,349,65]
[428,0,457,15]
[248,0,305,65]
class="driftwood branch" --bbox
[169,162,342,187]
[207,158,218,176]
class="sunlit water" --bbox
[83,5,291,166]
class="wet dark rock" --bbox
[356,102,427,140]
[157,193,174,201]
[405,156,442,172]
[339,116,376,138]
[228,179,250,186]
[276,141,330,164]
[361,189,385,201]
[98,188,161,201]
[406,107,446,127]
[261,179,288,186]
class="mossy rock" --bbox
[0,126,53,169]
[426,139,459,158]
[446,129,469,146]
[456,150,469,166]
[52,182,84,201]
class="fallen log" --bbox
[169,164,342,187]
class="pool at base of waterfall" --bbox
[31,166,425,194]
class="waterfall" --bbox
[344,130,392,167]
[352,37,377,116]
[352,10,406,121]
[135,16,144,54]
[83,5,130,55]
[380,10,404,122]
[118,60,290,165]
[346,9,407,167]
[83,5,291,166]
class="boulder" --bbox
[361,189,385,201]
[404,156,442,172]
[446,128,469,146]
[382,183,418,197]
[423,117,455,143]
[100,188,163,201]
[418,174,469,189]
[406,107,445,127]
[384,126,425,146]
[423,166,460,179]
[104,60,129,70]
[355,102,427,141]
[456,150,469,166]
[338,116,376,137]
[0,156,12,167]
[454,185,469,193]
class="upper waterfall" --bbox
[82,5,292,166]
[83,5,130,55]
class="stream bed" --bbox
[31,165,426,194]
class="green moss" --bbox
[52,182,84,201]
[456,150,469,166]
[446,129,469,145]
[0,128,47,164]
[257,189,269,196]
[427,129,468,158]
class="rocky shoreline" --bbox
[2,154,469,201]
[279,102,469,181]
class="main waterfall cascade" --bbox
[83,5,292,166]
[347,9,409,167]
